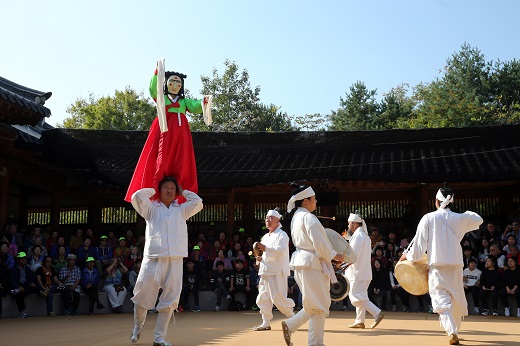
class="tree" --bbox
[409,43,493,128]
[293,113,329,131]
[191,59,293,132]
[376,84,416,129]
[490,59,520,124]
[60,87,156,130]
[328,81,379,131]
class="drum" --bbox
[252,242,263,257]
[330,271,349,301]
[394,255,429,295]
[325,228,356,264]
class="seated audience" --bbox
[500,257,520,317]
[210,261,231,311]
[113,237,129,262]
[81,257,105,314]
[103,258,128,313]
[59,254,82,315]
[69,228,84,253]
[0,241,15,270]
[8,252,38,318]
[463,258,482,314]
[180,259,201,312]
[368,259,390,311]
[479,255,501,316]
[35,255,63,317]
[389,261,410,312]
[228,259,251,310]
[212,249,233,271]
[76,237,98,269]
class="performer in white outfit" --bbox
[400,184,482,345]
[253,208,295,331]
[282,185,344,346]
[130,176,203,346]
[346,212,385,329]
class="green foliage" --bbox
[329,81,379,131]
[192,59,294,132]
[330,43,520,130]
[293,113,329,131]
[59,87,156,130]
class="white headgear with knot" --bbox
[287,187,315,213]
[266,209,282,219]
[348,212,368,234]
[436,189,454,209]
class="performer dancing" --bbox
[281,185,344,346]
[346,212,385,329]
[400,183,482,345]
[253,208,295,331]
[125,59,211,203]
[130,176,203,346]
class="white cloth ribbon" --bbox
[202,95,212,126]
[156,58,168,133]
[436,189,454,209]
[321,258,338,284]
[287,187,315,213]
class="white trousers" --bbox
[256,274,295,326]
[429,266,466,336]
[284,267,330,346]
[103,284,127,308]
[348,280,381,324]
[132,257,183,343]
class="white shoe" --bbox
[214,305,220,312]
[153,341,172,346]
[130,327,141,343]
[505,307,510,317]
[474,307,480,314]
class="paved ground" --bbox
[1,310,519,346]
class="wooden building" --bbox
[2,75,520,239]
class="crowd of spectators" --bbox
[1,217,519,319]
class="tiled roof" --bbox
[40,125,520,189]
[0,76,52,124]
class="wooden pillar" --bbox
[19,187,28,227]
[227,189,235,234]
[242,192,254,237]
[88,201,102,229]
[0,166,8,224]
[419,185,429,216]
[51,188,62,229]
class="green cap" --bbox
[17,252,27,258]
[238,227,245,233]
[86,257,95,262]
[100,235,108,239]
[193,245,201,250]
[118,237,126,241]
[209,222,215,226]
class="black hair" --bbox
[235,259,244,264]
[487,255,497,267]
[438,182,454,208]
[291,183,311,209]
[163,71,187,98]
[468,258,477,264]
[158,176,180,195]
[216,260,224,267]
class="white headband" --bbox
[266,209,282,219]
[436,189,454,209]
[348,213,362,223]
[287,187,315,213]
[348,213,368,234]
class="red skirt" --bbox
[125,112,198,203]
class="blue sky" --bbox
[2,0,519,127]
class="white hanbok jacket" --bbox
[131,188,203,258]
[259,226,290,278]
[346,227,372,282]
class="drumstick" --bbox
[317,216,336,221]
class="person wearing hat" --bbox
[58,254,82,315]
[35,255,63,317]
[281,185,344,346]
[346,212,385,329]
[114,237,130,262]
[96,235,113,274]
[8,252,38,318]
[81,256,105,314]
[400,183,483,345]
[130,175,203,346]
[253,208,295,331]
